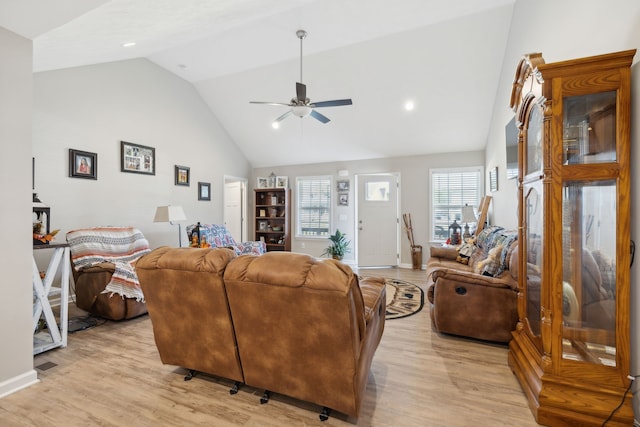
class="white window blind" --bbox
[431,167,483,241]
[296,176,331,237]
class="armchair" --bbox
[66,226,150,320]
[186,223,266,255]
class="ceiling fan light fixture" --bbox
[291,105,312,118]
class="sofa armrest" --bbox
[359,277,386,324]
[430,245,458,260]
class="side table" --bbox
[32,243,70,355]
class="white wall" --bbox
[0,27,38,397]
[485,0,640,417]
[254,150,484,266]
[32,58,251,249]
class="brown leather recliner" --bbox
[135,247,244,385]
[223,251,386,419]
[135,247,386,420]
[71,262,147,320]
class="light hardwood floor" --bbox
[1,267,539,427]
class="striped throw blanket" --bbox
[66,227,151,301]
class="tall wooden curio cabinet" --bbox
[508,50,635,426]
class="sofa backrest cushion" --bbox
[135,246,244,383]
[223,251,366,416]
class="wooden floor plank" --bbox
[1,267,538,426]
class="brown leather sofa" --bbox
[135,247,386,420]
[426,226,519,343]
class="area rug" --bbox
[384,279,424,320]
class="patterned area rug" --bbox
[384,279,424,320]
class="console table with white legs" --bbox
[32,243,70,355]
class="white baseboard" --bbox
[0,369,39,399]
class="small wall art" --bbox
[175,165,190,186]
[69,149,97,180]
[121,141,155,175]
[337,180,350,192]
[198,182,211,201]
[338,193,349,206]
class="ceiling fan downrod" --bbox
[297,29,307,84]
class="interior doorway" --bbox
[223,176,247,242]
[355,173,400,267]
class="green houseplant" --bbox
[321,229,351,260]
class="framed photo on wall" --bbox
[175,165,190,186]
[337,180,350,192]
[121,141,155,175]
[198,182,211,201]
[69,149,97,180]
[338,193,349,206]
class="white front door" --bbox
[356,173,400,267]
[224,178,246,242]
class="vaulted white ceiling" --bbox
[0,0,515,167]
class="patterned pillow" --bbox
[475,244,504,276]
[473,226,518,277]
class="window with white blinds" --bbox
[296,176,331,238]
[431,167,483,241]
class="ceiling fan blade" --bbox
[310,109,330,124]
[296,82,307,103]
[250,101,292,107]
[274,110,293,123]
[311,99,353,108]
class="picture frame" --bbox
[337,180,350,192]
[257,177,269,188]
[489,166,498,192]
[276,176,288,189]
[198,182,211,201]
[121,141,155,175]
[258,221,268,231]
[338,193,349,206]
[175,165,190,186]
[69,149,97,180]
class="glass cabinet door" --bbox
[525,103,544,175]
[525,181,543,338]
[563,91,617,164]
[561,180,617,366]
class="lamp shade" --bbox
[153,205,186,223]
[461,205,477,223]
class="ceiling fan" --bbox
[250,29,352,126]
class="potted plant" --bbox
[321,229,351,260]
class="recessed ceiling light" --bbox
[272,122,280,129]
[122,42,136,48]
[404,100,415,111]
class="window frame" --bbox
[430,166,484,242]
[295,175,332,239]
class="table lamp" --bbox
[154,205,187,247]
[461,204,477,241]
